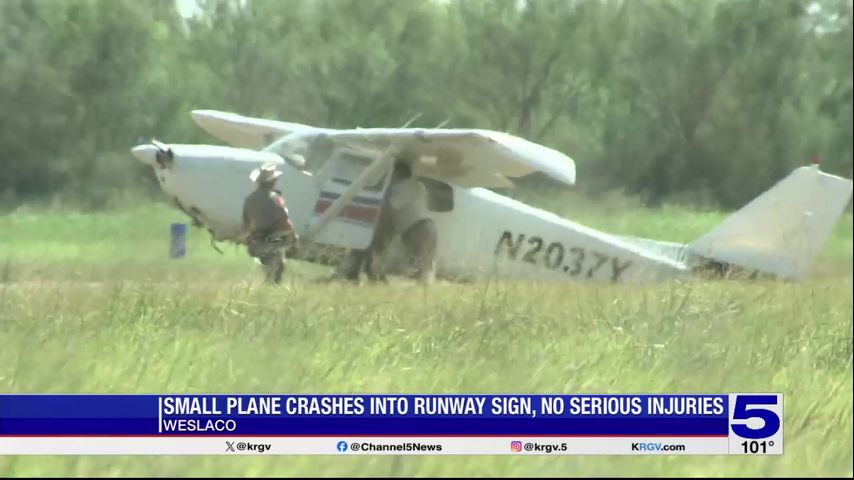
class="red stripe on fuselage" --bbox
[314,199,380,224]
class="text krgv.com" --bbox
[630,442,687,453]
[349,442,443,453]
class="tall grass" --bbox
[0,202,851,476]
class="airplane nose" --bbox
[131,144,158,166]
[131,141,174,168]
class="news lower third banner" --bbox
[0,394,783,455]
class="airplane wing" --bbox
[191,110,577,188]
[191,110,315,149]
[287,128,577,188]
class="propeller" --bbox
[151,138,174,168]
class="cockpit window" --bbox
[331,151,387,191]
[267,134,334,173]
[420,177,454,212]
[268,135,389,191]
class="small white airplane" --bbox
[131,109,853,283]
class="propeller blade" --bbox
[151,138,174,167]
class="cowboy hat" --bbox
[250,163,283,183]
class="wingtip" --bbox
[190,109,214,126]
[190,109,213,119]
[554,158,576,187]
[191,109,237,124]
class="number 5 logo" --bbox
[731,395,781,439]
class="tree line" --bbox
[0,0,851,209]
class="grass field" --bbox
[0,197,852,477]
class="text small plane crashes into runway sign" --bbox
[131,110,853,284]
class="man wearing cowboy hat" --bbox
[240,163,299,284]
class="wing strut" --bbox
[302,146,397,244]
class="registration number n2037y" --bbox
[493,230,632,282]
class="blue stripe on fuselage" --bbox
[319,190,382,206]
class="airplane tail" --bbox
[688,165,853,279]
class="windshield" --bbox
[266,133,334,172]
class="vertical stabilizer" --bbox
[689,166,852,279]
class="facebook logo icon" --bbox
[336,441,348,452]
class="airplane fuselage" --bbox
[141,144,691,284]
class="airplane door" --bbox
[308,148,393,250]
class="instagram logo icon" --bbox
[511,441,523,452]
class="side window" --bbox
[420,177,454,212]
[305,135,335,172]
[331,151,387,191]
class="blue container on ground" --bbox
[170,223,187,258]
